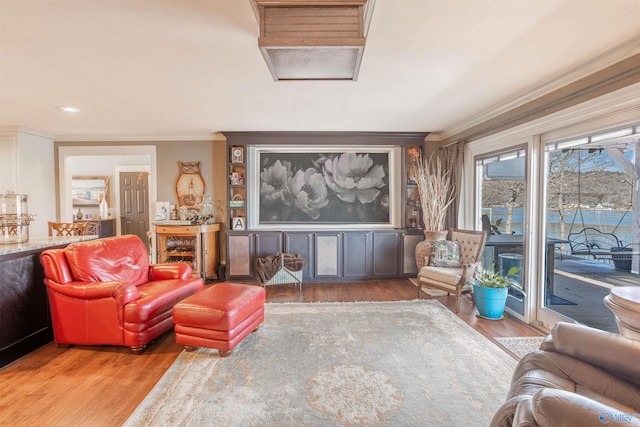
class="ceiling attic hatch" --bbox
[251,0,376,81]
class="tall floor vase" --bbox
[415,229,448,272]
[415,230,448,298]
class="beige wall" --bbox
[153,138,226,224]
[56,138,226,211]
[156,141,216,205]
[156,138,228,262]
[55,137,229,261]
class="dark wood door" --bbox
[119,171,149,252]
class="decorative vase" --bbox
[415,230,448,269]
[99,197,108,219]
[473,285,508,320]
[76,208,83,221]
[422,230,448,241]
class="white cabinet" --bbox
[0,128,55,238]
[0,136,17,193]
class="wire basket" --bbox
[229,194,245,208]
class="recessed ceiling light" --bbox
[58,105,81,113]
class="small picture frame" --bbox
[232,216,245,230]
[231,146,244,163]
[230,172,240,185]
[156,201,170,221]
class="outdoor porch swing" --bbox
[566,150,636,267]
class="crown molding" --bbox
[467,82,640,147]
[53,132,227,143]
[440,36,640,142]
[425,133,442,142]
[221,131,428,146]
[0,126,53,139]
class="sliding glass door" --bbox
[539,125,639,331]
[462,86,640,329]
[473,144,530,320]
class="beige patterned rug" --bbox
[125,300,516,427]
[494,336,545,359]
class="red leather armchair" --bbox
[40,235,204,353]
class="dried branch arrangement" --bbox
[413,154,454,231]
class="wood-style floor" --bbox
[0,279,542,426]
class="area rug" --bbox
[494,336,545,359]
[125,300,516,427]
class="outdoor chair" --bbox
[481,214,502,235]
[416,228,487,313]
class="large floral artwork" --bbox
[258,150,391,224]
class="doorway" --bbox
[56,146,157,231]
[120,171,150,252]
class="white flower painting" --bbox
[258,150,390,224]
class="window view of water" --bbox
[478,127,638,334]
[484,207,635,248]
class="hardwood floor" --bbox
[0,279,542,426]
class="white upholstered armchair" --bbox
[416,228,487,312]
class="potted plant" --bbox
[467,263,524,320]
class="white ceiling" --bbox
[1,0,639,140]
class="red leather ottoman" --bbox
[173,282,266,357]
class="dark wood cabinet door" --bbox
[99,219,115,238]
[255,232,283,258]
[284,232,314,279]
[343,232,371,278]
[372,232,400,277]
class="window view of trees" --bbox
[542,131,639,331]
[482,179,524,235]
[547,149,632,242]
[479,150,526,236]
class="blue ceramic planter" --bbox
[473,285,508,320]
